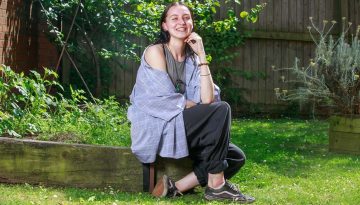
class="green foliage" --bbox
[39,0,265,102]
[1,119,360,204]
[0,65,130,146]
[0,65,60,136]
[274,18,360,115]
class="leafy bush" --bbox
[0,65,130,146]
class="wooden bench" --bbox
[0,137,192,192]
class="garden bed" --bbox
[0,137,192,192]
[329,116,360,154]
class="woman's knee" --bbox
[224,144,246,179]
[211,101,231,119]
[227,144,246,167]
[216,101,231,111]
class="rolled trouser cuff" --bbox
[193,165,207,187]
[193,160,229,187]
[208,160,228,174]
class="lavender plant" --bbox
[274,17,360,115]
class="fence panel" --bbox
[111,0,357,114]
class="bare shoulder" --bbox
[144,44,166,72]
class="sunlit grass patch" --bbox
[1,119,359,205]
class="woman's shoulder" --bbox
[144,44,166,59]
[145,43,163,52]
[144,44,166,72]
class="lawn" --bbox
[0,119,359,205]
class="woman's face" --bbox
[162,5,193,41]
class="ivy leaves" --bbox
[40,0,264,62]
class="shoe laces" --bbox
[225,181,247,202]
[226,181,241,194]
[167,178,183,197]
[170,189,183,197]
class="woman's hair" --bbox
[154,2,194,45]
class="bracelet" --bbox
[198,62,209,67]
[200,73,211,76]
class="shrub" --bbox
[0,65,130,146]
[274,18,360,115]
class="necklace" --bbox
[174,62,185,93]
[164,44,186,93]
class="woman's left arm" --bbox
[186,33,215,104]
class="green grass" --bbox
[1,119,360,205]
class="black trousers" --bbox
[183,101,246,186]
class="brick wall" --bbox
[0,0,57,73]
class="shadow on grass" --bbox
[231,119,360,178]
[60,186,206,204]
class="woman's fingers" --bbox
[185,32,201,43]
[189,39,196,44]
[185,32,206,55]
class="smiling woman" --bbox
[161,4,194,44]
[127,1,254,203]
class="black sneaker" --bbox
[204,181,255,203]
[151,175,183,198]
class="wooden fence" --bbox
[107,0,360,114]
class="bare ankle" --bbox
[208,173,225,189]
[211,180,225,189]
